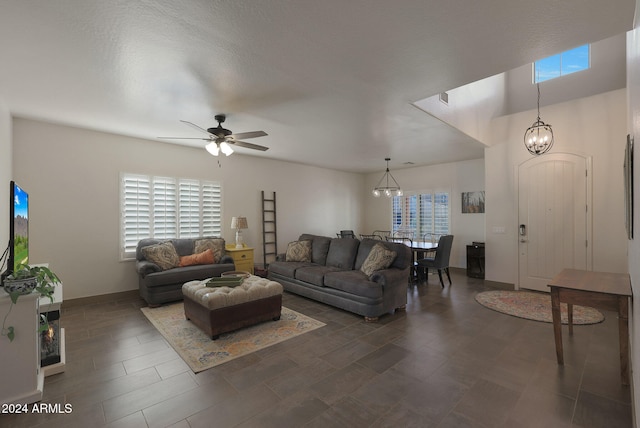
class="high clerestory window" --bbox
[120,173,222,259]
[533,44,590,83]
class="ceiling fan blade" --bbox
[180,120,213,136]
[158,137,211,140]
[230,140,269,151]
[230,130,267,140]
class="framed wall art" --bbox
[624,134,634,239]
[462,191,485,214]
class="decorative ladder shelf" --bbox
[261,191,278,269]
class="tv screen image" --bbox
[10,181,29,272]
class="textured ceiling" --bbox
[0,0,635,172]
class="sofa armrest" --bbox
[370,267,408,289]
[136,260,162,278]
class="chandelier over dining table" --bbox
[372,158,403,197]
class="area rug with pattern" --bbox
[141,303,325,372]
[475,290,605,325]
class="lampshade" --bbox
[220,141,234,156]
[372,158,403,198]
[231,216,248,230]
[205,141,220,156]
[524,84,554,155]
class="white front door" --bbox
[518,153,591,292]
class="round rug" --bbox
[475,290,604,325]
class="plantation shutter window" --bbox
[434,192,450,238]
[178,180,201,238]
[202,182,222,236]
[120,173,222,259]
[392,190,450,240]
[152,177,177,239]
[122,175,151,257]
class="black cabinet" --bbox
[466,243,485,279]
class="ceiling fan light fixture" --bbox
[160,114,268,159]
[372,158,403,198]
[205,141,220,156]
[220,141,234,156]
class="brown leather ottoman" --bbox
[182,275,283,339]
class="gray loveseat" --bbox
[268,234,411,321]
[136,237,236,306]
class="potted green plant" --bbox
[2,264,60,342]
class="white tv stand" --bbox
[0,281,65,405]
[39,282,65,377]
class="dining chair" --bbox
[392,230,415,240]
[359,233,380,240]
[372,230,391,240]
[416,235,454,287]
[338,230,356,238]
[421,233,435,243]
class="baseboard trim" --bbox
[64,289,140,308]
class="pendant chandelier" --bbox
[524,83,554,155]
[372,158,403,197]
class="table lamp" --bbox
[231,216,248,249]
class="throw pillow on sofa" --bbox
[286,240,312,262]
[179,248,215,267]
[194,238,225,263]
[141,242,180,270]
[361,243,397,277]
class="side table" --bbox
[225,244,255,274]
[548,269,632,385]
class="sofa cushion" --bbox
[360,243,397,277]
[354,238,380,270]
[170,238,196,257]
[268,261,316,277]
[194,238,225,263]
[295,265,343,286]
[285,240,312,262]
[323,270,383,299]
[136,238,165,261]
[141,242,180,270]
[325,238,360,270]
[299,234,332,265]
[179,248,215,267]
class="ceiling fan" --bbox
[159,114,268,156]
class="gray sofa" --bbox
[268,234,411,321]
[136,237,236,306]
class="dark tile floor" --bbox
[1,270,633,427]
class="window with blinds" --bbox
[120,173,222,259]
[392,191,449,240]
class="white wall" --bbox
[0,100,10,268]
[506,34,627,115]
[362,158,485,268]
[485,89,628,285]
[627,10,640,423]
[414,34,627,150]
[12,118,365,300]
[414,74,506,145]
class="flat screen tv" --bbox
[2,181,29,282]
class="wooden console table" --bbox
[548,269,632,385]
